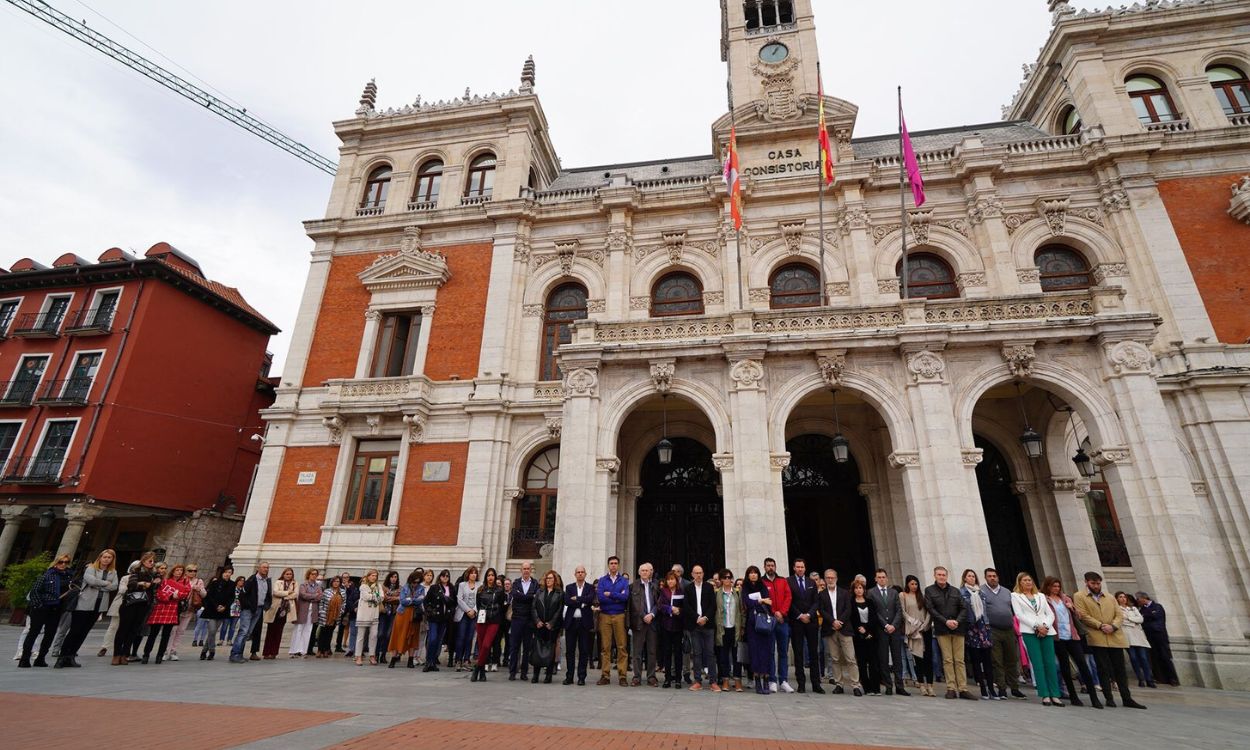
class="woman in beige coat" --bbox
[262,568,298,659]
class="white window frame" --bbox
[60,348,106,400]
[0,419,27,475]
[85,287,123,328]
[37,292,75,334]
[27,417,80,480]
[6,353,53,401]
[0,297,23,336]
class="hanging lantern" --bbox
[1019,427,1044,459]
[831,433,850,464]
[1072,446,1096,478]
[656,437,674,465]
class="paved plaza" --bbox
[2,627,1247,749]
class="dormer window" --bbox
[745,0,794,30]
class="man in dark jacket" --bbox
[563,565,596,685]
[787,559,824,694]
[628,563,660,686]
[229,562,272,663]
[1136,592,1179,686]
[866,568,908,696]
[683,564,719,691]
[924,566,973,699]
[507,561,538,680]
[336,572,359,655]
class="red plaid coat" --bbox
[147,577,191,625]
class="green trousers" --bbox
[1021,633,1060,699]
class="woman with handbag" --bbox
[261,567,297,659]
[111,552,157,666]
[471,568,505,682]
[98,560,138,657]
[454,566,481,671]
[197,566,235,661]
[288,568,323,658]
[316,576,345,658]
[141,563,190,664]
[57,549,118,668]
[386,569,424,668]
[530,569,564,684]
[741,565,774,695]
[355,569,383,666]
[19,554,73,668]
[1013,572,1063,706]
[414,569,433,665]
[170,563,204,660]
[851,578,881,695]
[423,569,454,672]
[375,571,401,665]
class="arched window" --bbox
[651,271,704,316]
[511,446,559,558]
[411,159,442,207]
[1034,244,1092,291]
[1059,105,1082,135]
[539,282,588,381]
[1208,64,1250,117]
[744,0,793,29]
[896,253,957,299]
[1126,74,1179,124]
[769,263,821,309]
[465,153,496,199]
[360,165,392,209]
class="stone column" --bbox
[899,345,995,575]
[1012,480,1065,582]
[0,505,30,571]
[836,195,877,304]
[56,504,104,560]
[725,349,782,572]
[1097,337,1248,688]
[1046,478,1101,586]
[353,309,383,378]
[552,364,605,577]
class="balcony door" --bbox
[32,420,76,479]
[8,356,49,403]
[41,296,70,332]
[64,352,102,401]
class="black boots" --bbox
[471,666,487,682]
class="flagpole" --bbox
[817,61,828,307]
[898,85,909,300]
[728,53,745,311]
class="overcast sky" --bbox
[1,1,1094,373]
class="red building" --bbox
[0,242,278,573]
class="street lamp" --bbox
[1015,383,1044,459]
[657,393,673,465]
[830,388,850,464]
[1065,407,1097,478]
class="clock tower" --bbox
[722,0,822,121]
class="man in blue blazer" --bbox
[563,564,596,685]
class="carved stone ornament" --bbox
[650,360,675,394]
[1229,175,1250,224]
[1001,343,1036,379]
[905,350,946,382]
[1036,197,1070,236]
[908,210,932,245]
[564,367,598,396]
[770,453,792,469]
[816,351,847,387]
[545,416,562,439]
[956,272,987,291]
[402,412,427,443]
[323,415,345,444]
[534,383,566,401]
[1092,447,1130,467]
[629,296,650,311]
[827,282,850,297]
[596,457,620,473]
[748,288,771,303]
[780,220,806,254]
[366,414,382,436]
[605,230,633,254]
[712,453,734,471]
[512,239,531,263]
[878,278,901,294]
[504,487,524,502]
[586,299,606,313]
[662,231,686,265]
[1011,481,1037,496]
[887,451,920,469]
[522,304,544,318]
[1106,341,1154,374]
[358,238,451,292]
[1048,477,1079,492]
[1017,268,1041,284]
[838,208,870,235]
[750,56,804,122]
[1102,189,1130,213]
[1092,263,1128,285]
[961,448,985,466]
[729,359,765,390]
[555,239,579,275]
[364,309,382,322]
[968,196,1004,225]
[703,290,724,305]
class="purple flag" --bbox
[900,111,926,207]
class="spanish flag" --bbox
[817,74,835,186]
[723,126,743,230]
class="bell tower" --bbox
[722,0,821,121]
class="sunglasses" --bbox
[55,560,69,566]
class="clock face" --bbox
[759,42,789,64]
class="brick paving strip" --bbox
[0,692,354,750]
[330,718,919,750]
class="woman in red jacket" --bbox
[142,564,191,664]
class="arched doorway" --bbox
[975,436,1037,584]
[635,437,724,574]
[782,434,874,578]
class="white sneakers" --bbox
[169,653,179,661]
[779,681,796,693]
[768,681,779,693]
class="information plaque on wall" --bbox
[297,471,317,485]
[422,461,450,482]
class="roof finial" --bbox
[520,55,536,92]
[1048,1,1074,24]
[357,78,378,114]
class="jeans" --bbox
[20,607,60,662]
[426,621,447,665]
[455,617,476,663]
[218,617,237,643]
[376,613,394,660]
[717,628,742,680]
[771,619,790,684]
[689,627,717,685]
[1128,645,1154,684]
[230,609,259,659]
[193,613,211,643]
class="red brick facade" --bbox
[1158,173,1250,344]
[394,442,470,546]
[264,446,340,544]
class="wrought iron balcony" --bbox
[1,455,66,485]
[0,381,38,407]
[9,311,66,338]
[509,526,554,559]
[62,308,115,335]
[1093,529,1132,568]
[35,378,93,405]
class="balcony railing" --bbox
[355,204,385,217]
[1229,112,1250,128]
[35,378,92,405]
[62,308,115,335]
[1,455,66,485]
[0,381,39,407]
[460,194,492,206]
[407,199,436,212]
[509,526,554,559]
[1144,118,1191,133]
[1093,529,1132,568]
[9,311,65,337]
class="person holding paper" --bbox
[657,570,685,688]
[742,565,774,695]
[470,568,505,682]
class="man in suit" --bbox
[229,562,272,663]
[682,564,719,691]
[866,568,909,695]
[507,561,537,681]
[563,564,595,685]
[628,562,659,686]
[787,559,824,694]
[818,568,860,695]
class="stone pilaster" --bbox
[56,504,104,560]
[0,505,29,571]
[552,365,606,576]
[725,349,779,573]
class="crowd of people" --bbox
[13,549,1182,709]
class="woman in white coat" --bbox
[1116,591,1155,688]
[1012,572,1062,707]
[354,569,383,665]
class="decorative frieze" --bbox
[1017,268,1041,284]
[1048,477,1079,492]
[729,359,765,390]
[748,288,771,303]
[923,296,1093,323]
[703,290,725,305]
[770,453,792,469]
[533,383,565,401]
[826,282,850,297]
[968,196,1004,225]
[712,453,734,471]
[956,272,988,291]
[586,299,606,313]
[905,350,946,383]
[1092,263,1128,284]
[961,448,984,466]
[522,304,544,318]
[597,318,735,343]
[877,278,901,294]
[629,296,650,311]
[596,457,620,473]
